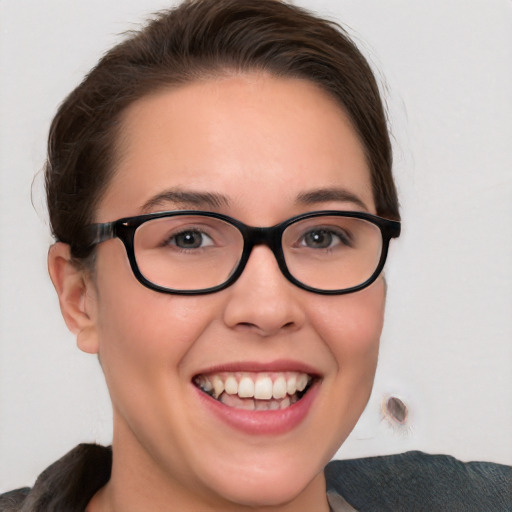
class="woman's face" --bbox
[81,73,385,509]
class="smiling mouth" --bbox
[193,371,315,411]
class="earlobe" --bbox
[48,242,99,354]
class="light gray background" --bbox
[1,0,511,491]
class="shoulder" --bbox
[325,451,512,512]
[0,444,111,512]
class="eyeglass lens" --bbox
[133,215,383,292]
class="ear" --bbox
[48,242,99,354]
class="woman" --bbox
[1,1,510,511]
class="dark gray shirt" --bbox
[1,444,511,511]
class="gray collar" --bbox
[327,490,358,511]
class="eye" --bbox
[168,230,214,249]
[299,228,350,249]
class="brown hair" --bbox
[45,0,400,259]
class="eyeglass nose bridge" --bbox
[236,224,289,282]
[246,225,281,246]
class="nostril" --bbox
[238,322,256,329]
[235,321,296,333]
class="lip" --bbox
[192,360,321,436]
[193,359,321,376]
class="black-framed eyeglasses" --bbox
[85,210,400,295]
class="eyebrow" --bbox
[141,189,230,212]
[141,186,368,213]
[296,187,369,211]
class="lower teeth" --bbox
[218,392,298,410]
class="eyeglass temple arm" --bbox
[390,221,401,239]
[87,221,117,246]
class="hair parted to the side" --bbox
[45,0,400,260]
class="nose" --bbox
[222,245,305,337]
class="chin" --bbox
[207,469,322,509]
[192,444,329,510]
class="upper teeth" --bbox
[195,372,311,400]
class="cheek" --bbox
[310,279,385,371]
[304,280,385,457]
[91,244,218,377]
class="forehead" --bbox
[99,72,374,222]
